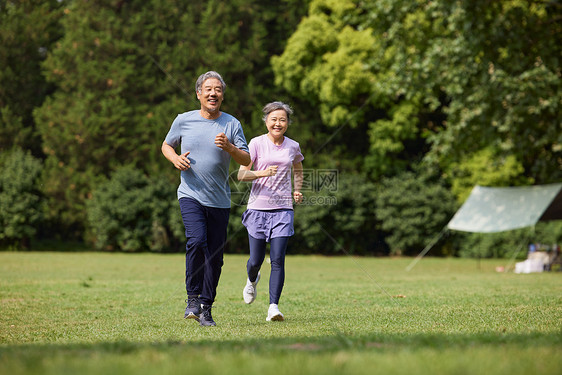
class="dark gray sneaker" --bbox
[184,296,201,320]
[199,304,216,326]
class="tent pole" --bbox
[504,228,533,272]
[504,241,525,272]
[405,226,447,272]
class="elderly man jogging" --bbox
[162,71,250,326]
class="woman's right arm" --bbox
[237,162,278,181]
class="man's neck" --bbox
[200,109,221,120]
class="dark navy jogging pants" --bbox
[247,235,289,304]
[179,197,230,306]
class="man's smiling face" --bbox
[197,78,224,117]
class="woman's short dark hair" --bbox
[262,101,293,124]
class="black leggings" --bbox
[247,235,289,304]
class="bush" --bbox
[86,166,184,252]
[292,172,383,255]
[0,148,45,249]
[228,171,383,255]
[454,221,562,259]
[376,169,457,256]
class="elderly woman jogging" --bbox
[238,101,304,321]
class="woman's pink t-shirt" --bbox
[247,134,304,210]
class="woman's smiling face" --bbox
[265,109,288,139]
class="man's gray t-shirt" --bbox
[165,110,249,208]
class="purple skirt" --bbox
[241,209,294,242]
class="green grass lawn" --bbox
[1,252,560,374]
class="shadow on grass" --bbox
[2,331,560,356]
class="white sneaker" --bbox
[243,272,260,304]
[266,304,284,321]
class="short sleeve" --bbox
[293,143,304,164]
[164,115,181,148]
[231,122,249,153]
[248,138,258,164]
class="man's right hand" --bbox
[174,151,191,170]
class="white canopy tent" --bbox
[447,183,562,233]
[406,183,562,271]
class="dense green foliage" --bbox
[33,0,311,239]
[455,221,562,259]
[376,169,457,255]
[0,0,560,254]
[227,172,384,255]
[0,0,64,156]
[86,166,183,252]
[292,173,381,255]
[0,148,45,248]
[273,0,561,193]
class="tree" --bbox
[86,166,183,252]
[272,0,430,179]
[272,0,562,188]
[292,173,382,254]
[0,0,65,156]
[35,0,186,235]
[0,148,45,249]
[425,0,562,190]
[33,0,310,240]
[455,221,562,259]
[375,168,457,255]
